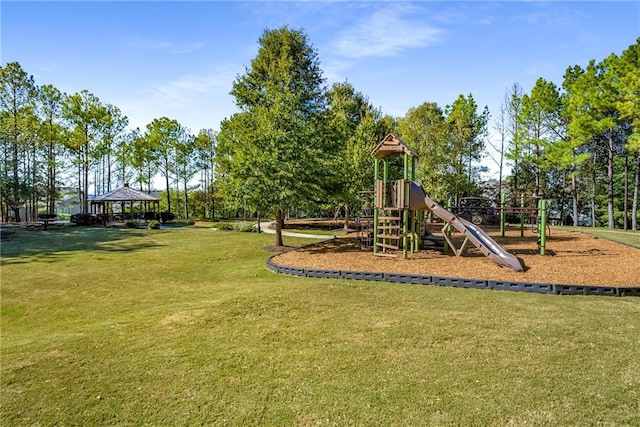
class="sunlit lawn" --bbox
[2,226,639,425]
[555,225,640,248]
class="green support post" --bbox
[383,160,389,252]
[373,158,379,254]
[411,157,418,252]
[443,198,452,254]
[500,193,506,237]
[402,153,409,258]
[538,199,547,255]
[520,194,525,237]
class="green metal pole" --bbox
[373,158,379,254]
[443,198,452,254]
[383,160,389,252]
[520,193,525,237]
[500,193,506,237]
[411,157,418,252]
[402,153,409,258]
[539,199,547,255]
[411,157,417,180]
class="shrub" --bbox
[125,220,139,228]
[233,221,255,232]
[213,222,233,230]
[148,220,161,230]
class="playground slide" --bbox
[408,182,523,272]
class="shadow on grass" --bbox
[0,225,165,265]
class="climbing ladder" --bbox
[374,179,406,257]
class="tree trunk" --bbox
[275,208,284,247]
[607,131,614,229]
[571,169,579,227]
[623,153,629,230]
[344,203,350,231]
[11,111,21,222]
[83,144,90,214]
[256,212,261,233]
[633,152,639,230]
[183,179,189,218]
[165,172,171,213]
[591,155,597,228]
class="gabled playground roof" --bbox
[370,134,418,159]
[91,184,160,202]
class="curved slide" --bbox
[408,182,523,272]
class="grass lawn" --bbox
[2,226,639,425]
[555,226,640,248]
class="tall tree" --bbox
[614,38,640,229]
[63,90,107,213]
[145,117,184,213]
[193,129,217,219]
[174,130,197,218]
[489,103,508,199]
[324,81,381,229]
[398,102,449,199]
[504,83,524,201]
[565,58,621,228]
[0,62,36,221]
[130,128,155,192]
[36,84,66,215]
[445,94,489,202]
[97,104,128,193]
[216,26,327,246]
[519,78,562,195]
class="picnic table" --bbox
[36,214,58,230]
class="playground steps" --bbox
[378,234,401,240]
[376,242,400,250]
[375,205,403,254]
[373,251,398,258]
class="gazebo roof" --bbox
[92,184,160,203]
[370,134,418,159]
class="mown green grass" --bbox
[2,226,639,425]
[555,226,640,248]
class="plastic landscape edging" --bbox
[266,256,638,297]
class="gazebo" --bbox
[90,183,161,224]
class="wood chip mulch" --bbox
[272,228,640,287]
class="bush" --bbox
[125,220,139,228]
[212,222,233,230]
[233,221,255,232]
[148,220,161,230]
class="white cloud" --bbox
[115,65,240,131]
[126,37,205,55]
[524,62,554,77]
[331,4,443,59]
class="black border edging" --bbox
[432,276,487,289]
[266,256,638,297]
[488,280,554,294]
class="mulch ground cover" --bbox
[272,221,640,287]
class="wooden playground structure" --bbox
[355,134,554,272]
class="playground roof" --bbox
[370,134,418,159]
[91,184,160,203]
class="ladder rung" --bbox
[373,252,397,258]
[377,225,401,230]
[378,216,401,221]
[378,235,401,240]
[376,242,399,250]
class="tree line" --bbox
[0,62,217,222]
[2,28,638,244]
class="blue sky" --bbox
[2,1,639,175]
